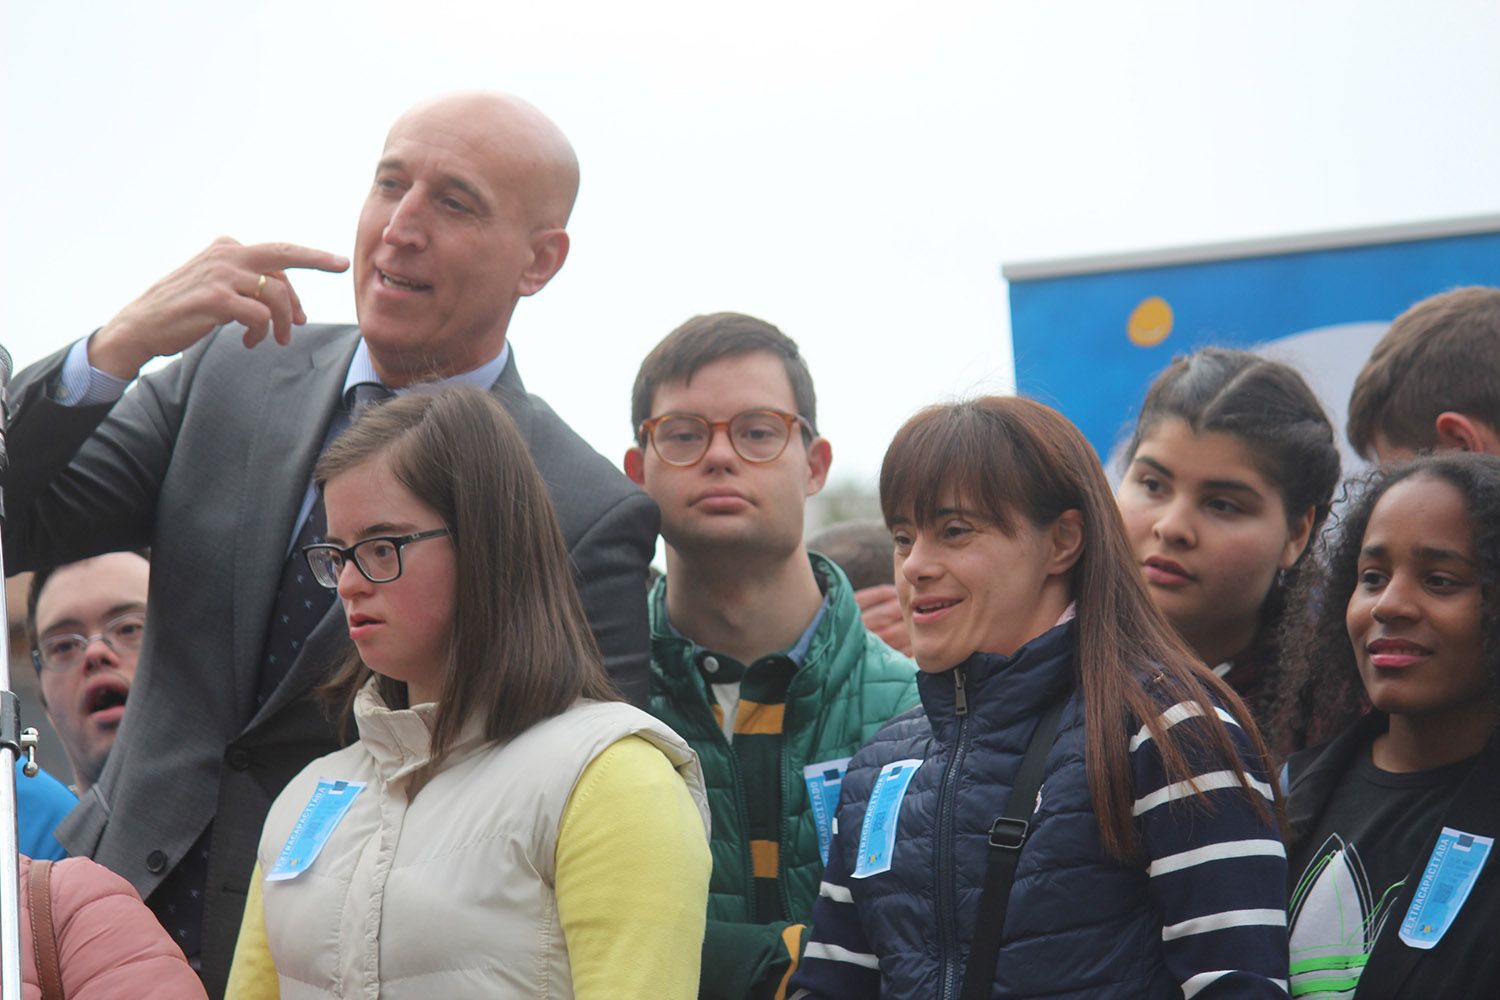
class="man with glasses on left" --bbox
[19,556,206,995]
[26,552,149,799]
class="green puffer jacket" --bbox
[648,554,918,1000]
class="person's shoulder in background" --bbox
[16,760,77,860]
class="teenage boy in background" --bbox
[1347,286,1500,463]
[626,313,917,999]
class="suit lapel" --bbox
[489,346,535,440]
[250,607,353,728]
[233,331,358,725]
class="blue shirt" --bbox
[14,760,76,860]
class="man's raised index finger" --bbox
[248,242,350,274]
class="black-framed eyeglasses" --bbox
[638,409,814,467]
[33,611,147,673]
[302,528,451,589]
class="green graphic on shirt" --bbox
[1288,834,1407,998]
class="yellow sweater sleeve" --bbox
[556,735,711,1000]
[224,862,279,1000]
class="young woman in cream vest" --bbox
[226,387,711,999]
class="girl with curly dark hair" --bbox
[1280,451,1500,999]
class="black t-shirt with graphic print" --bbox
[1287,739,1476,998]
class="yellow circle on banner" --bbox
[1127,296,1173,347]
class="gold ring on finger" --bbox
[254,274,269,300]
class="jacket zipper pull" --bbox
[953,667,968,717]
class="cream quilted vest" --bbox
[256,684,709,1000]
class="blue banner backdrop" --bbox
[1007,222,1500,460]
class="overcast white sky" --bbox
[4,0,1499,488]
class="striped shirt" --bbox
[792,688,1289,999]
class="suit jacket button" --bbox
[146,850,168,873]
[226,747,252,771]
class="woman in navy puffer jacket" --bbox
[790,398,1289,999]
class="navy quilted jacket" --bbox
[791,620,1290,999]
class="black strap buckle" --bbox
[988,816,1029,851]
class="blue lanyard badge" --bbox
[267,779,367,882]
[1398,826,1493,950]
[852,758,924,879]
[803,757,852,866]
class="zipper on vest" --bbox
[699,680,757,907]
[730,752,756,907]
[777,736,793,919]
[937,665,971,1000]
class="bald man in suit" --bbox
[1,93,656,995]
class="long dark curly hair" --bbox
[1269,451,1500,750]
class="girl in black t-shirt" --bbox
[1278,451,1500,999]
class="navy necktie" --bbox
[256,381,394,704]
[153,382,396,964]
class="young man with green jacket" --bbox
[625,313,918,1000]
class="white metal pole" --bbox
[0,341,23,1000]
[1,598,26,1000]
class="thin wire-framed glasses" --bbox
[302,528,452,589]
[33,611,147,673]
[638,409,813,467]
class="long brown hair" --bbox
[315,388,617,764]
[880,396,1281,859]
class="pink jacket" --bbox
[15,856,208,1000]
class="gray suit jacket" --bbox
[1,324,657,995]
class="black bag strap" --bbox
[958,691,1070,1000]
